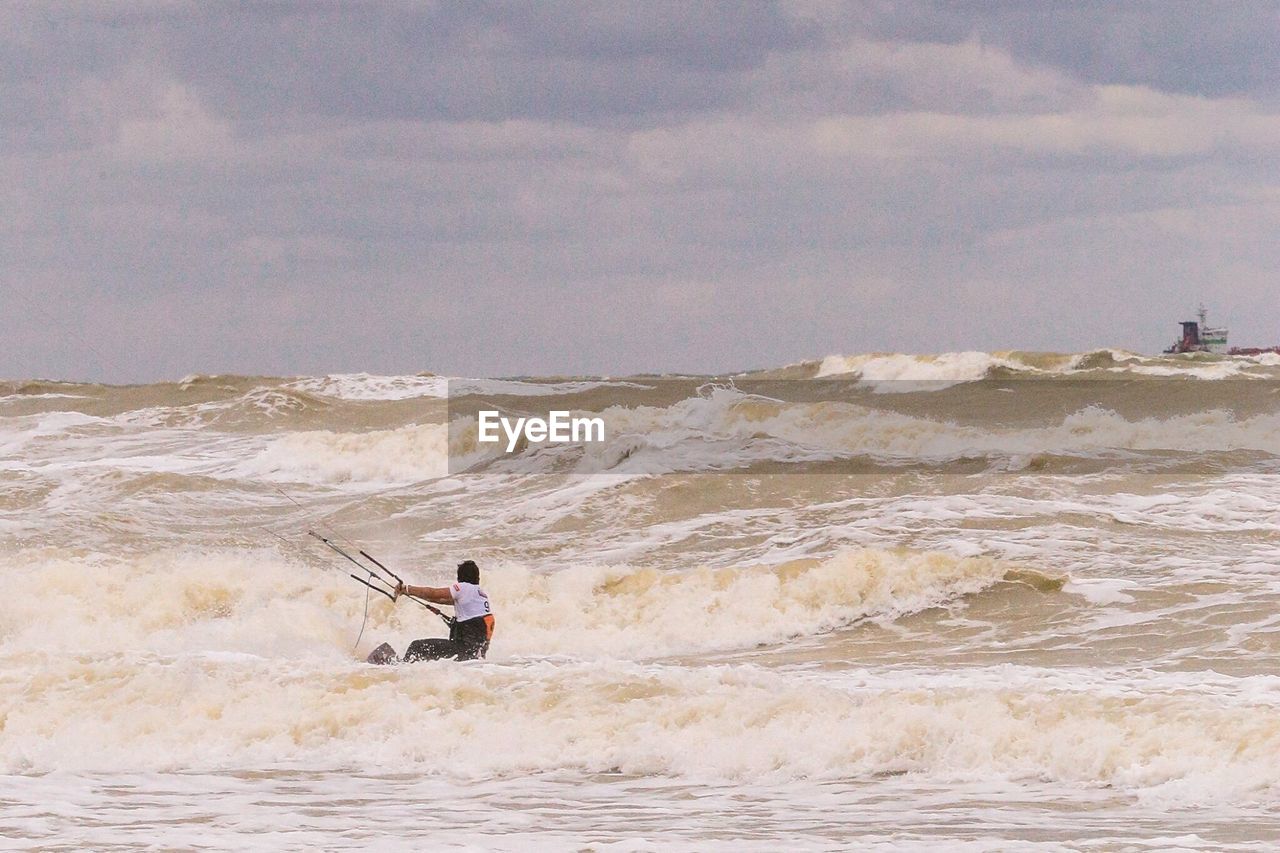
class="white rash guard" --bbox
[450,582,491,622]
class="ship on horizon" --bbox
[1164,305,1280,356]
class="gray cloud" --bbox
[2,2,1278,382]
[807,0,1280,99]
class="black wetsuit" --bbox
[367,616,491,664]
[403,616,491,662]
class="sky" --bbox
[2,1,1279,382]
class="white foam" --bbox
[286,374,647,401]
[0,547,1012,661]
[530,390,1280,477]
[814,349,1280,385]
[2,656,1279,804]
[0,392,90,402]
[1063,577,1137,605]
[816,351,1010,387]
[455,378,650,397]
[287,373,448,400]
[490,548,1012,658]
[243,423,451,485]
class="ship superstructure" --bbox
[1164,305,1229,354]
[1163,306,1280,356]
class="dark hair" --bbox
[456,560,480,584]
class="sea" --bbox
[4,349,1280,851]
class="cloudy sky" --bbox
[3,1,1278,382]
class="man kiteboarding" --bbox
[366,560,495,664]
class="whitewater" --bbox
[4,350,1280,850]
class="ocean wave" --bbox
[490,549,1029,658]
[0,410,107,455]
[522,390,1280,476]
[286,373,447,401]
[0,380,95,398]
[0,546,1031,660]
[816,351,1033,387]
[3,656,1278,800]
[285,373,649,402]
[244,423,452,485]
[9,383,1279,495]
[813,349,1280,387]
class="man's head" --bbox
[457,560,480,584]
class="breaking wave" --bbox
[486,390,1280,476]
[8,354,1280,838]
[0,546,1033,660]
[4,656,1278,803]
[246,424,452,485]
[812,349,1280,386]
